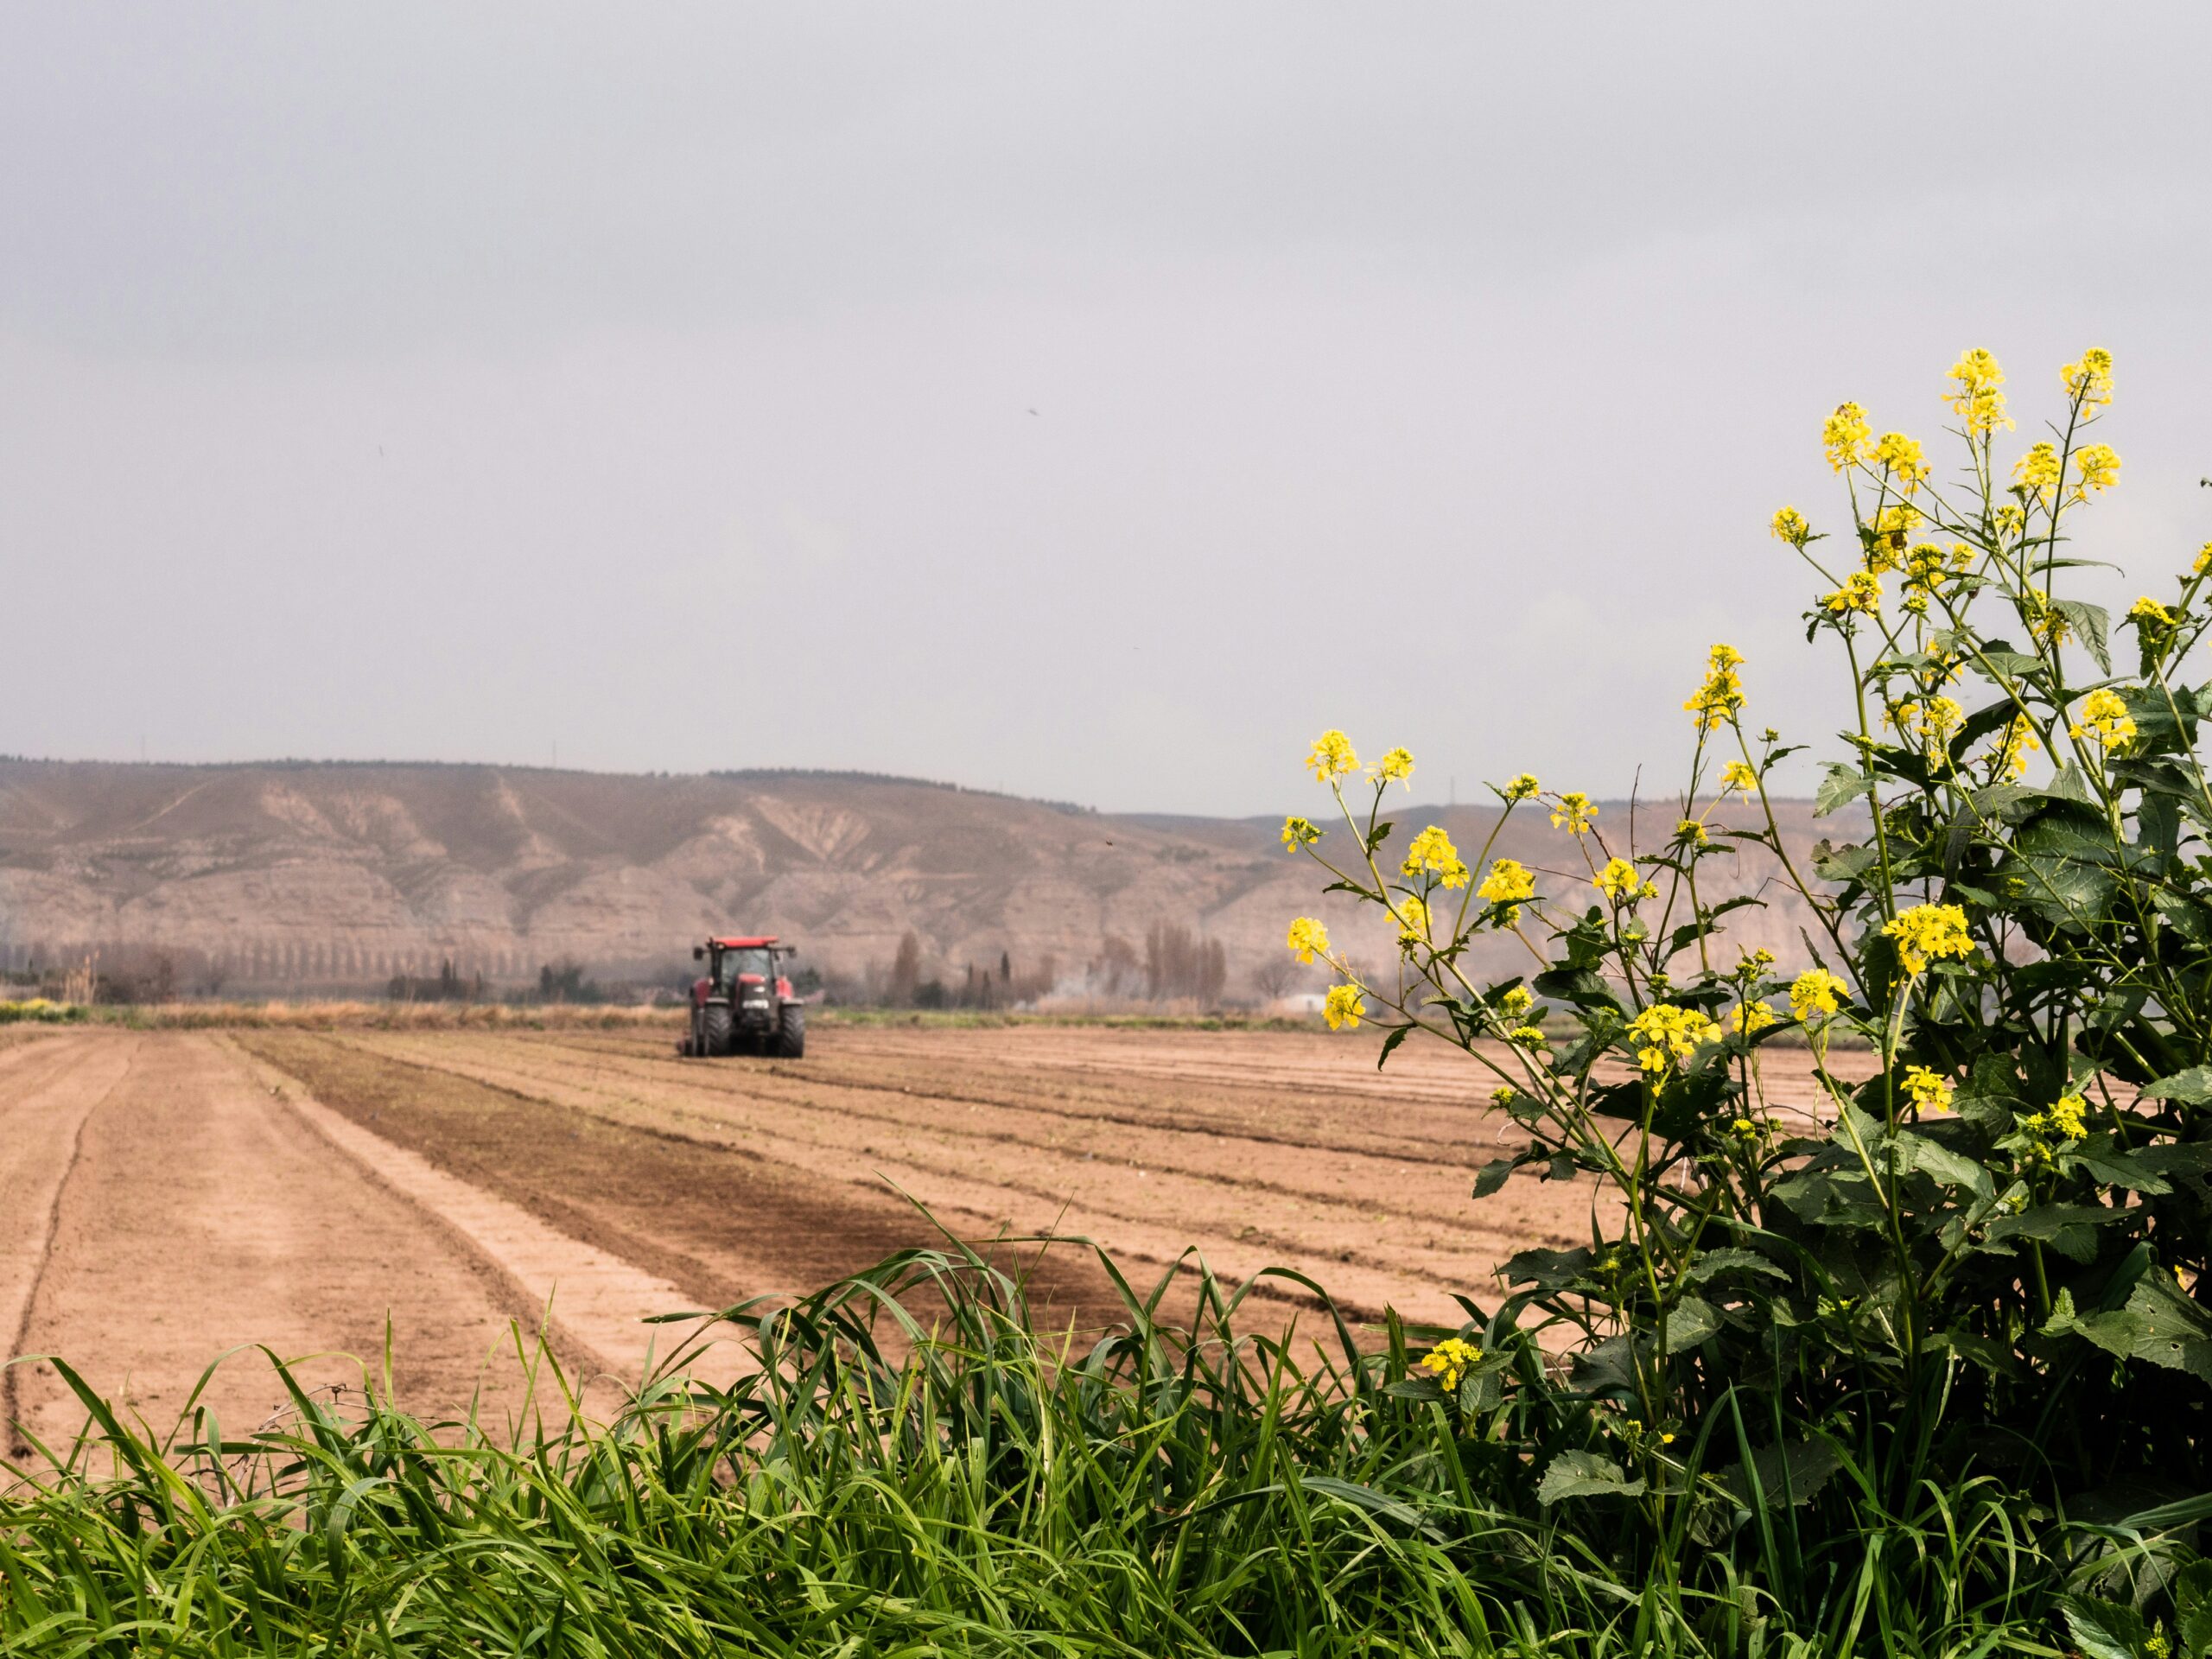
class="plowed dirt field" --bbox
[3,1021,1874,1447]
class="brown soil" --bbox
[6,1033,567,1459]
[6,1021,1878,1445]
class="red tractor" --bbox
[679,935,806,1058]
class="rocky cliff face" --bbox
[0,760,1845,995]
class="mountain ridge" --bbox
[0,760,1842,996]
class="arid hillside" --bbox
[0,760,1844,995]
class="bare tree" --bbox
[1250,957,1299,1001]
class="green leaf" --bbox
[1376,1024,1411,1071]
[1501,1246,1593,1290]
[1714,1436,1847,1510]
[1535,1450,1646,1504]
[2143,1067,2212,1104]
[1985,1202,2131,1263]
[1662,1295,1721,1354]
[1471,1147,1541,1198]
[1889,1129,1995,1196]
[1815,763,1873,817]
[2061,1595,2150,1659]
[2051,600,2112,672]
[1680,1248,1788,1287]
[2050,1266,2212,1381]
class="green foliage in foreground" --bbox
[4,1239,2194,1658]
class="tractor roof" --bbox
[709,936,779,949]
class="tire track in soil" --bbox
[232,1030,1176,1340]
[3,1033,139,1458]
[9,1035,575,1453]
[324,1028,1595,1323]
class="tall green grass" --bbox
[0,1236,2159,1656]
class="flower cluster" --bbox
[2063,346,2113,410]
[2013,441,2062,504]
[1822,402,1872,471]
[2069,689,2136,749]
[1371,747,1414,786]
[1684,644,1746,731]
[1902,1065,1954,1115]
[1883,903,1974,976]
[1306,729,1357,782]
[1986,714,2040,782]
[1419,1336,1484,1391]
[2072,442,2121,498]
[1789,968,1847,1021]
[1629,1003,1717,1075]
[1946,347,2011,436]
[1821,571,1882,618]
[1322,983,1364,1031]
[1593,857,1652,905]
[1281,815,1322,850]
[1287,916,1330,964]
[1551,791,1596,834]
[1402,825,1470,888]
[1770,505,1811,546]
[1871,430,1928,493]
[1478,858,1536,922]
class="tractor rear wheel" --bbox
[774,1003,806,1059]
[702,1004,735,1057]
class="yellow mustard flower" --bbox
[2196,543,2212,578]
[1550,791,1597,834]
[1946,348,2012,436]
[1883,903,1974,976]
[1685,644,1747,731]
[2130,595,2177,630]
[2069,688,2136,749]
[1499,772,1541,803]
[1395,893,1432,948]
[1281,815,1322,850]
[1821,571,1883,617]
[1902,1065,1954,1114]
[1287,916,1330,964]
[1403,824,1470,888]
[1789,968,1847,1021]
[1872,431,1928,493]
[1720,760,1759,794]
[1676,817,1709,845]
[2072,442,2121,497]
[1629,1003,1718,1074]
[1478,859,1537,919]
[2021,588,2073,646]
[1863,505,1920,573]
[1372,746,1415,786]
[1729,1001,1776,1034]
[2013,441,2062,504]
[1498,985,1534,1020]
[1770,505,1811,546]
[1508,1024,1548,1047]
[2049,1092,2088,1141]
[2062,346,2113,410]
[1593,857,1645,904]
[1822,402,1872,472]
[1323,983,1364,1031]
[1987,714,2040,782]
[1307,729,1358,782]
[1419,1336,1484,1391]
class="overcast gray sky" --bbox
[4,5,2209,815]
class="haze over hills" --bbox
[0,760,1844,998]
